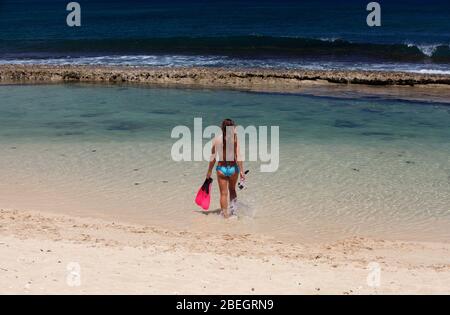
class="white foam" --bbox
[0,55,228,67]
[1,54,450,75]
[408,69,450,75]
[318,37,341,43]
[405,42,450,57]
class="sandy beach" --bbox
[1,208,449,294]
[1,65,450,295]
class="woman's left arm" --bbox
[235,134,245,179]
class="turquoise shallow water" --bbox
[1,84,450,144]
[0,84,449,242]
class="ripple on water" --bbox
[333,119,363,128]
[45,121,86,129]
[148,109,181,115]
[103,120,148,131]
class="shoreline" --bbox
[1,66,450,294]
[1,208,449,294]
[1,139,449,245]
[2,65,450,103]
[1,78,450,246]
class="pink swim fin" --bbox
[195,178,213,211]
[195,187,207,209]
[200,182,212,210]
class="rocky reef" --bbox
[1,65,450,89]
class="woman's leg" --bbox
[216,171,230,217]
[228,171,238,202]
[227,171,239,216]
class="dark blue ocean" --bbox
[0,0,449,72]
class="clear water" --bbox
[0,83,449,242]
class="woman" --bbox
[206,119,245,218]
